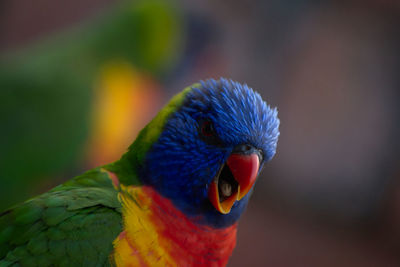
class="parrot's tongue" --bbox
[208,153,260,214]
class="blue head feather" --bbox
[141,78,280,228]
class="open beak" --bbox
[208,145,261,214]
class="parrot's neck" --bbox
[112,184,237,266]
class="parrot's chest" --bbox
[112,186,237,267]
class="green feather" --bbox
[0,168,122,266]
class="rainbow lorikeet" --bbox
[0,78,280,266]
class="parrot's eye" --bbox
[199,119,223,146]
[201,121,215,137]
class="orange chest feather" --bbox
[111,186,237,267]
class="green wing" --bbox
[0,168,123,267]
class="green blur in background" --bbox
[0,0,184,210]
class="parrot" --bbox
[0,78,280,266]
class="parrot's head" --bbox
[126,78,279,228]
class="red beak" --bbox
[227,153,260,200]
[208,152,260,214]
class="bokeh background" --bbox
[1,0,400,266]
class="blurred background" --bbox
[1,0,399,266]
